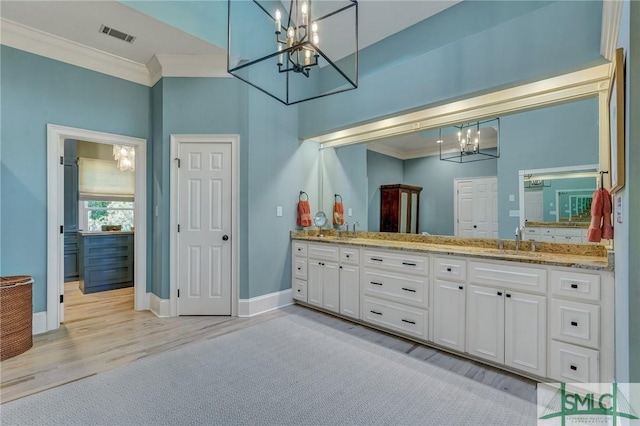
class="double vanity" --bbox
[291,230,614,384]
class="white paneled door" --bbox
[455,177,498,238]
[177,142,232,315]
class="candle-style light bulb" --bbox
[312,33,319,45]
[311,21,318,32]
[301,1,308,24]
[277,44,283,65]
[275,9,281,33]
[304,48,311,65]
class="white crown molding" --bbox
[1,18,151,86]
[1,19,232,87]
[601,0,623,63]
[153,54,231,79]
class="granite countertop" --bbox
[78,231,135,236]
[291,230,613,271]
[524,221,589,228]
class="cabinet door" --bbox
[307,261,323,307]
[505,291,546,377]
[322,262,340,313]
[466,284,504,364]
[433,280,466,352]
[339,265,359,319]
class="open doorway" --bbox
[46,125,147,332]
[63,139,137,320]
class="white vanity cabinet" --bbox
[292,241,308,302]
[465,261,547,377]
[295,242,360,319]
[547,268,614,384]
[524,227,587,243]
[433,257,467,352]
[361,249,430,340]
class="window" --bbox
[82,201,135,231]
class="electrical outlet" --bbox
[276,206,283,217]
[348,208,353,217]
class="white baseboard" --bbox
[32,312,47,335]
[149,292,171,317]
[238,289,293,318]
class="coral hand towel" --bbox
[297,200,312,228]
[586,189,603,242]
[333,202,344,227]
[601,188,614,239]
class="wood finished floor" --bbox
[0,282,537,404]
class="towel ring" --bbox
[299,191,308,201]
[334,194,342,203]
[599,171,609,189]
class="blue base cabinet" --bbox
[78,233,134,294]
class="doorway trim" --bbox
[169,134,240,317]
[47,124,147,332]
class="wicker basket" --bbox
[0,276,33,361]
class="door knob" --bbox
[222,235,229,241]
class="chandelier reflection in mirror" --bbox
[227,0,358,105]
[439,118,500,163]
[112,145,135,171]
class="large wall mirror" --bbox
[317,94,603,241]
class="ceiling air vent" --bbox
[99,25,136,44]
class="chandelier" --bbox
[439,118,500,163]
[112,145,135,171]
[227,0,358,105]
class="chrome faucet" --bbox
[352,221,359,235]
[515,226,523,251]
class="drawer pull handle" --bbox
[346,254,350,258]
[570,365,577,371]
[459,286,464,290]
[570,283,579,289]
[371,258,383,262]
[297,267,301,271]
[506,294,511,298]
[370,281,383,286]
[370,310,382,316]
[402,262,417,266]
[297,248,302,252]
[497,291,503,296]
[446,267,452,272]
[401,319,416,325]
[571,321,578,327]
[297,289,301,293]
[401,287,416,293]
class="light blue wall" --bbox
[158,77,249,299]
[540,177,596,222]
[321,144,368,231]
[497,98,599,237]
[299,1,604,139]
[366,151,403,232]
[150,80,164,297]
[0,46,150,312]
[404,151,498,236]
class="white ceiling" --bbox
[0,0,461,156]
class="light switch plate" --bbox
[509,210,520,217]
[276,206,283,217]
[348,208,353,217]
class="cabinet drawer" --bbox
[308,243,339,262]
[292,241,308,257]
[363,297,428,340]
[84,235,132,247]
[550,299,600,349]
[292,279,307,302]
[548,340,599,383]
[83,265,132,286]
[363,250,428,276]
[64,233,78,250]
[434,257,466,282]
[554,228,584,237]
[550,270,600,302]
[468,261,546,294]
[293,257,307,280]
[553,235,583,243]
[363,270,428,308]
[340,247,360,265]
[84,244,130,258]
[525,227,554,236]
[83,254,130,268]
